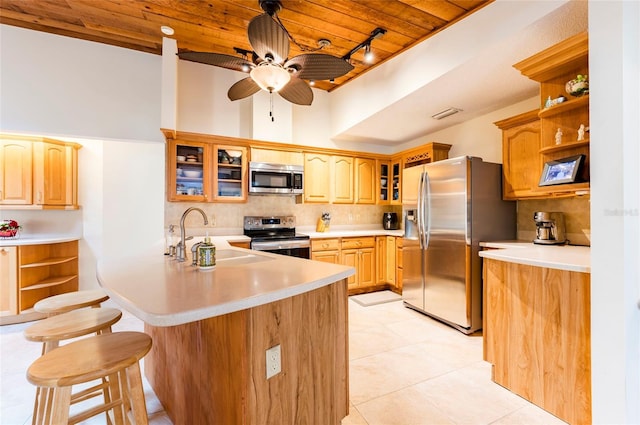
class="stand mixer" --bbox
[533,212,567,245]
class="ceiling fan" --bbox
[177,0,354,107]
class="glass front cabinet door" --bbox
[168,141,210,202]
[214,145,247,202]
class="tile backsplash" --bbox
[165,196,402,234]
[517,196,590,246]
[165,195,590,246]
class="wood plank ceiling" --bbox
[0,0,491,91]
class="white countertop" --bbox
[0,233,81,246]
[302,227,404,239]
[479,242,590,273]
[97,237,354,327]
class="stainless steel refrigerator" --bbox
[402,156,516,334]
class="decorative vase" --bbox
[0,229,18,238]
[565,78,589,97]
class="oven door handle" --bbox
[251,240,310,251]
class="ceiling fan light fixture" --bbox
[250,62,291,92]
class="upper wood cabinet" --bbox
[355,158,375,204]
[495,110,543,200]
[376,160,390,205]
[250,147,303,165]
[303,153,331,203]
[168,140,211,202]
[513,32,590,198]
[214,145,247,202]
[402,143,452,168]
[390,157,402,205]
[167,140,247,203]
[0,135,80,209]
[332,156,354,204]
[0,139,32,205]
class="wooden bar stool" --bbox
[34,289,109,315]
[24,307,122,354]
[27,331,152,425]
[24,308,123,423]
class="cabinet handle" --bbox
[37,191,42,203]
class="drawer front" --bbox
[311,238,341,252]
[341,237,375,249]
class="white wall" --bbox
[0,24,166,289]
[590,1,640,423]
[396,97,540,163]
[0,25,162,143]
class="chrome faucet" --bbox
[176,207,208,262]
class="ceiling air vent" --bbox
[431,107,462,120]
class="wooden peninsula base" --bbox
[144,279,349,424]
[483,258,591,425]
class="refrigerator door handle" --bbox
[423,171,431,249]
[417,171,426,249]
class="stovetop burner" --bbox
[243,216,309,241]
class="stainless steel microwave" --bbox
[248,162,304,195]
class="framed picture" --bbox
[539,154,585,186]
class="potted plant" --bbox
[0,219,21,238]
[565,74,589,97]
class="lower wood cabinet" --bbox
[312,236,401,295]
[483,259,590,424]
[311,238,340,264]
[376,236,396,288]
[341,237,375,290]
[0,246,18,316]
[0,241,79,322]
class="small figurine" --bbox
[555,128,563,145]
[577,124,585,141]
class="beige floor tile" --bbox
[349,344,457,405]
[349,325,413,360]
[356,385,455,425]
[491,404,568,425]
[408,362,529,424]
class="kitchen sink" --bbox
[216,249,273,265]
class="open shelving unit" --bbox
[18,240,78,313]
[513,31,590,197]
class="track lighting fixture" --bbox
[343,27,387,64]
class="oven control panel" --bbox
[243,216,295,230]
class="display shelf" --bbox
[20,256,77,268]
[21,275,77,291]
[539,139,589,154]
[538,95,589,118]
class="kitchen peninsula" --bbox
[479,243,591,424]
[97,239,354,424]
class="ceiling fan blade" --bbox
[285,54,354,80]
[178,52,252,72]
[248,13,289,63]
[228,77,261,101]
[278,77,313,106]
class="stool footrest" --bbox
[69,399,120,425]
[70,379,108,404]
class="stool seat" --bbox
[33,289,109,315]
[24,308,122,352]
[27,332,152,425]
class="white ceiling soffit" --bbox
[329,0,588,146]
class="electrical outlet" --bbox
[265,344,281,379]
